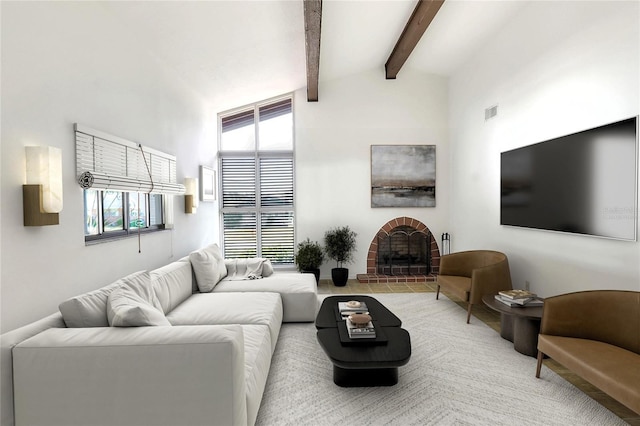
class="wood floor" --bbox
[318,279,640,425]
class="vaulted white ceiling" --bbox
[101,0,529,111]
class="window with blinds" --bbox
[219,96,295,265]
[75,124,178,243]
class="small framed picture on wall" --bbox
[200,165,216,202]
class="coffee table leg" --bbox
[512,317,541,357]
[333,367,399,387]
[500,313,514,342]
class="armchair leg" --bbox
[535,351,544,378]
[436,284,440,300]
[466,303,472,324]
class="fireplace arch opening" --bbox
[357,217,440,283]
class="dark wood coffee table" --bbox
[482,294,544,357]
[315,295,411,387]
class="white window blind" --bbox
[261,211,294,263]
[221,156,294,262]
[221,158,257,207]
[75,124,184,194]
[222,212,258,258]
[260,158,293,207]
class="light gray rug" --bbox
[255,293,626,426]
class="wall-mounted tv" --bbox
[501,117,638,241]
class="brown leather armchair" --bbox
[436,250,512,323]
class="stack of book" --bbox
[495,289,543,307]
[338,301,376,339]
[345,317,376,339]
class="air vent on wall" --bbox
[485,105,498,120]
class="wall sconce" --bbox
[24,146,63,226]
[184,177,199,214]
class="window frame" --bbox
[84,190,166,244]
[218,95,296,266]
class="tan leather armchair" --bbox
[535,290,640,415]
[436,250,512,323]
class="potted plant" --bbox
[294,238,324,283]
[324,226,357,286]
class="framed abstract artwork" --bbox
[371,145,436,208]
[199,166,216,202]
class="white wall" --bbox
[295,68,450,279]
[449,1,640,295]
[1,2,219,332]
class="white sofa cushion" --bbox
[166,292,283,351]
[215,272,318,322]
[59,271,149,328]
[189,244,228,292]
[151,259,193,314]
[107,277,171,327]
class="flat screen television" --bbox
[501,117,638,241]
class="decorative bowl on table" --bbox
[348,313,372,327]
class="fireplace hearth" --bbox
[357,217,440,284]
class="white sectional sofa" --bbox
[1,244,318,426]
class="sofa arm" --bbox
[13,325,247,426]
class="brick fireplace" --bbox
[356,217,440,283]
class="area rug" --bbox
[255,293,625,426]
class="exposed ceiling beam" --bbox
[385,0,445,79]
[303,0,322,102]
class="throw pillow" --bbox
[107,274,171,327]
[59,270,149,328]
[210,244,228,280]
[189,244,227,292]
